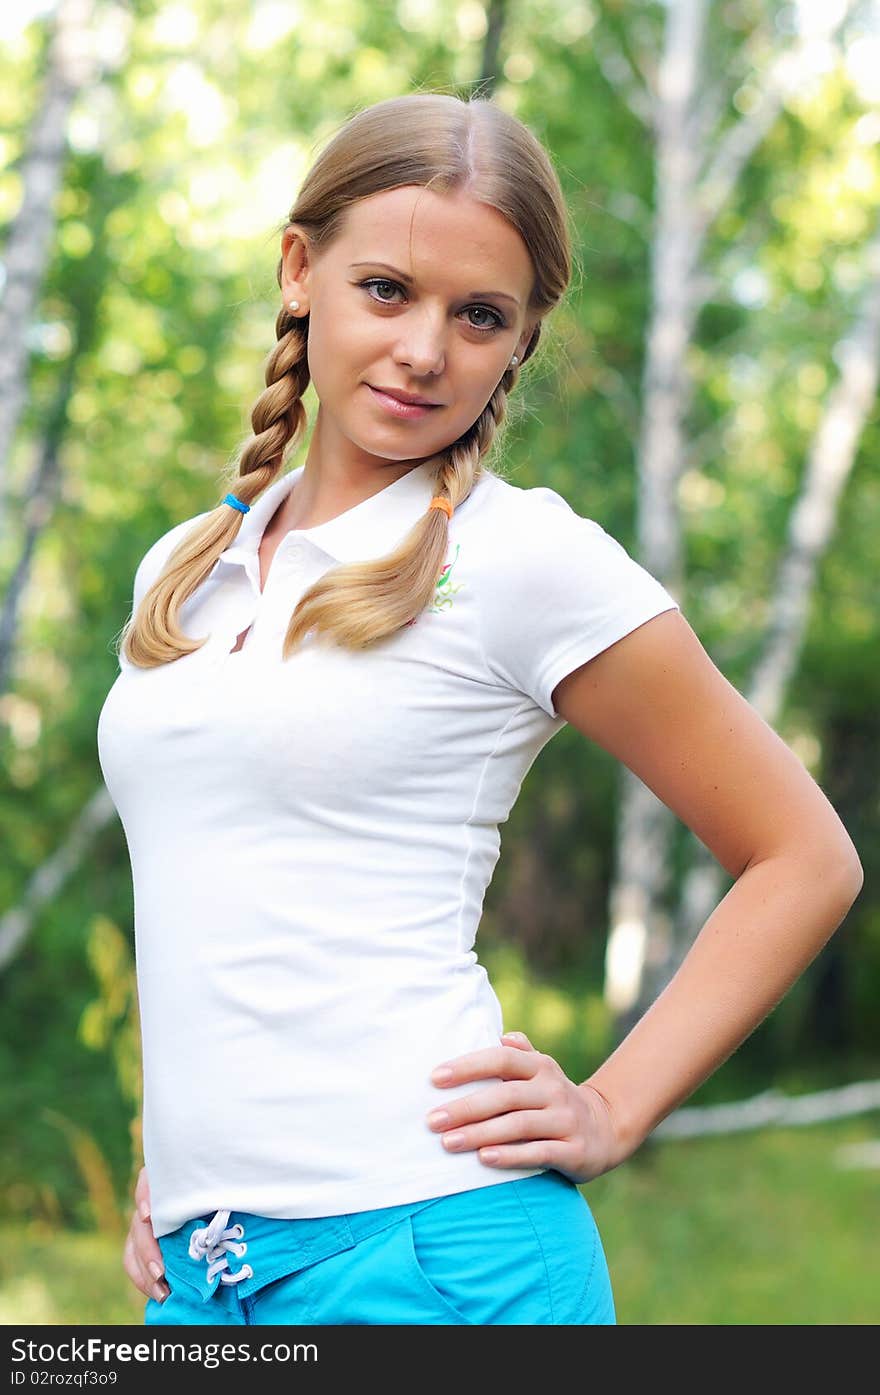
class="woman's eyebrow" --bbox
[349,261,520,307]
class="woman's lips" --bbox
[367,385,441,419]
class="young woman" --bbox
[98,92,863,1327]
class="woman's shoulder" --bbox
[465,467,610,558]
[464,466,676,618]
[464,470,680,719]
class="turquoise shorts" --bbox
[144,1168,616,1326]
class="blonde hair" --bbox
[121,91,573,669]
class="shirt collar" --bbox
[218,458,440,567]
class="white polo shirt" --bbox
[96,457,680,1237]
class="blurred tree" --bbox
[585,0,876,1046]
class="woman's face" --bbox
[280,186,537,471]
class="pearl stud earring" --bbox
[288,299,300,313]
[510,355,519,366]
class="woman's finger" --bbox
[426,1077,544,1137]
[135,1215,170,1302]
[133,1208,163,1266]
[501,1031,535,1049]
[123,1229,155,1300]
[123,1214,169,1303]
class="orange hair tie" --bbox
[429,496,453,520]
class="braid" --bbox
[120,311,311,668]
[435,372,511,512]
[222,306,311,511]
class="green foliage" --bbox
[79,915,141,1116]
[588,1114,880,1325]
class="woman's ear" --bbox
[280,225,312,310]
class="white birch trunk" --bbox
[0,0,96,528]
[601,0,863,1029]
[668,224,880,982]
[604,0,708,1027]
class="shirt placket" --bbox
[208,536,323,665]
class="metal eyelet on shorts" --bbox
[188,1208,254,1285]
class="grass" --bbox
[585,1113,880,1324]
[1,1113,877,1325]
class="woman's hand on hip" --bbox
[425,1031,628,1183]
[123,1165,170,1305]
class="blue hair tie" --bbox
[223,492,250,514]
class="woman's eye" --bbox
[465,305,504,331]
[358,278,505,332]
[363,278,401,303]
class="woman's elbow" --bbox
[821,847,864,908]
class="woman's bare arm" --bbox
[552,608,864,1158]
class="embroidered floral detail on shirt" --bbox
[428,542,464,613]
[404,543,464,626]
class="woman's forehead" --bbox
[336,188,533,292]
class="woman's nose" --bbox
[392,317,447,375]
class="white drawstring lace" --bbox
[188,1207,253,1285]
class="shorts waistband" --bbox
[161,1193,449,1304]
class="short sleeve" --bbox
[478,486,681,720]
